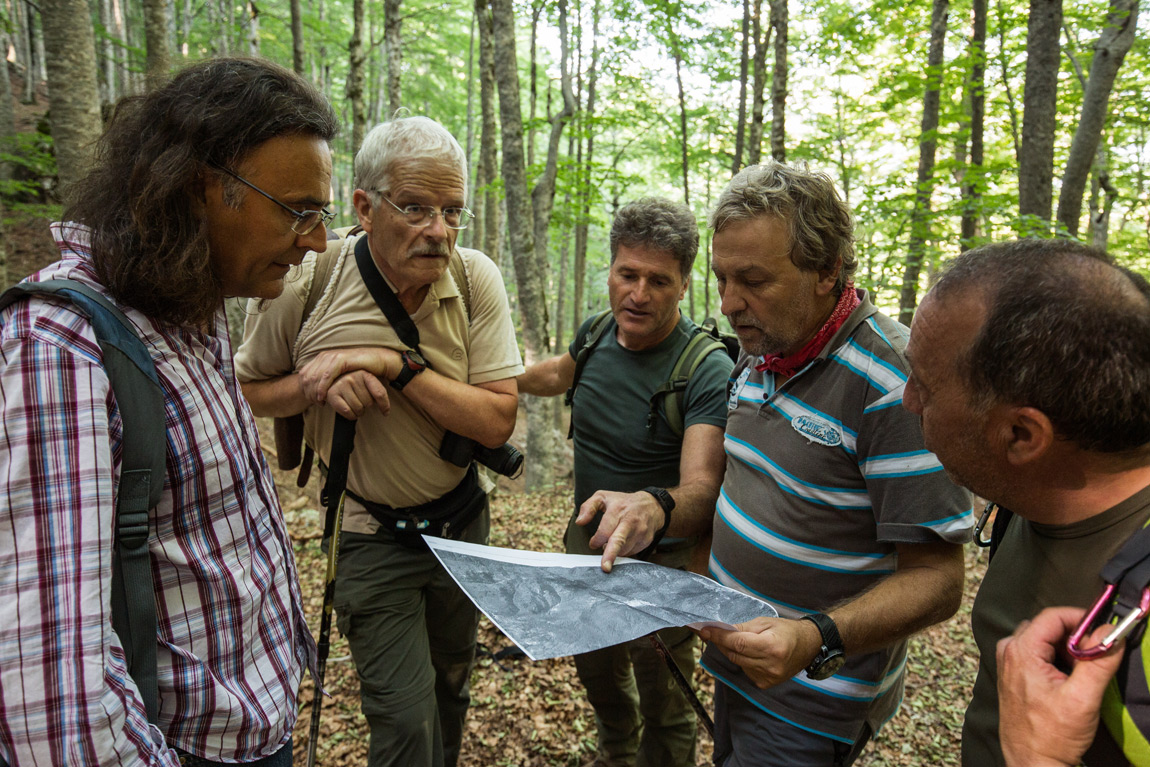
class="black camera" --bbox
[439,430,524,479]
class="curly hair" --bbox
[709,161,857,296]
[608,198,699,279]
[932,239,1150,453]
[64,57,338,327]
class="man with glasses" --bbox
[236,116,522,767]
[0,58,336,765]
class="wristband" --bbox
[634,486,675,560]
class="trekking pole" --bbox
[647,631,714,737]
[306,415,356,767]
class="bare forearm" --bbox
[668,423,725,538]
[830,541,964,655]
[516,353,575,398]
[404,372,517,447]
[240,375,310,418]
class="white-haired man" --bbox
[236,116,523,767]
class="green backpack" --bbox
[564,310,738,439]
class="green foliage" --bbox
[0,132,62,219]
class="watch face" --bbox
[807,649,846,681]
[407,350,427,369]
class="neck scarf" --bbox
[756,285,860,377]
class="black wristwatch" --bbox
[801,613,846,680]
[634,487,675,560]
[390,349,428,391]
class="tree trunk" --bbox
[573,0,600,337]
[527,0,542,169]
[1055,0,1138,238]
[747,0,769,165]
[14,0,34,104]
[476,0,500,265]
[491,0,557,489]
[769,0,788,161]
[1017,0,1061,231]
[290,0,305,74]
[41,0,103,195]
[247,1,259,56]
[898,0,948,326]
[1087,142,1117,250]
[732,0,750,174]
[960,0,987,250]
[384,0,402,115]
[142,0,171,88]
[347,0,367,153]
[0,31,13,289]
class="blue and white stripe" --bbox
[860,449,946,479]
[831,340,906,394]
[725,434,870,509]
[716,489,896,574]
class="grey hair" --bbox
[610,197,699,279]
[709,161,856,295]
[354,116,468,198]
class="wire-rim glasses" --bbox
[378,193,475,231]
[212,164,335,236]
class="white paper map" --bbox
[424,537,778,660]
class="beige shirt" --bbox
[235,233,523,533]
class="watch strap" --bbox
[390,350,426,391]
[801,612,843,653]
[634,487,674,560]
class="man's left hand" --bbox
[697,617,822,690]
[577,490,665,573]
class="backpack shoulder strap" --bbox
[448,249,472,322]
[301,225,361,328]
[650,328,726,437]
[564,310,614,439]
[0,279,165,724]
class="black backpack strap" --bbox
[564,310,614,440]
[0,279,166,724]
[354,234,423,351]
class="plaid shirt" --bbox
[0,224,315,765]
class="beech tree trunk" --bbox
[1017,0,1062,231]
[41,0,103,194]
[143,0,171,88]
[732,0,750,174]
[347,0,367,153]
[573,0,600,336]
[490,0,559,490]
[747,0,769,165]
[1055,0,1138,238]
[769,0,788,161]
[476,0,500,264]
[384,0,402,115]
[290,0,305,75]
[960,0,987,250]
[898,0,948,325]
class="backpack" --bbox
[0,279,166,725]
[564,310,739,439]
[271,229,472,485]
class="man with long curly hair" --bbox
[0,57,337,765]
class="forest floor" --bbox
[6,217,987,767]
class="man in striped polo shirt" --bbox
[697,161,973,766]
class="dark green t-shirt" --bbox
[564,312,733,554]
[962,485,1150,767]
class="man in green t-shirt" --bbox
[901,239,1150,767]
[518,198,732,767]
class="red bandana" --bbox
[755,285,860,377]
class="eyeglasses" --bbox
[378,194,475,231]
[213,164,335,236]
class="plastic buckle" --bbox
[1067,583,1150,659]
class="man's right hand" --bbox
[996,606,1125,767]
[297,347,402,419]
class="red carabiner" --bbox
[1067,583,1150,660]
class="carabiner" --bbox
[973,501,996,548]
[1067,584,1150,659]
